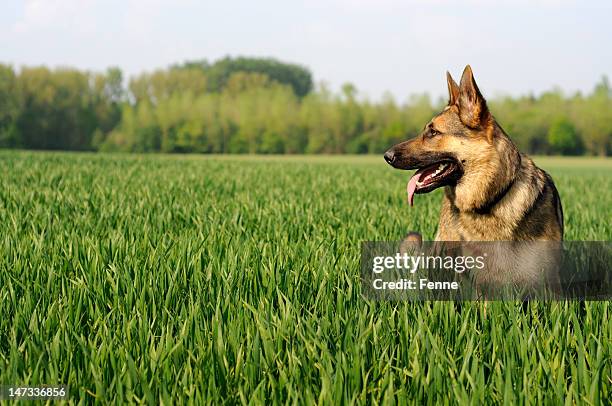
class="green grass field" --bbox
[0,151,610,404]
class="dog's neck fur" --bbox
[445,123,522,213]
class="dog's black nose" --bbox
[384,149,396,164]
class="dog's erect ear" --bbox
[458,65,489,128]
[446,71,460,106]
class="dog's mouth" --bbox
[407,160,462,206]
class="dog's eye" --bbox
[430,128,441,137]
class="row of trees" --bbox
[0,65,122,151]
[1,57,610,155]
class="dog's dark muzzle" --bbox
[384,141,415,169]
[384,140,426,170]
[384,140,460,171]
[383,149,396,164]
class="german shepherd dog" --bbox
[384,66,564,295]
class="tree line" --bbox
[0,57,610,155]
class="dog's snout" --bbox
[384,149,396,164]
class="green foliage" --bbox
[4,66,123,151]
[129,68,207,105]
[192,56,313,98]
[1,60,612,155]
[548,117,583,155]
[571,77,612,156]
[0,152,610,403]
[0,64,20,147]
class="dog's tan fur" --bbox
[387,66,563,242]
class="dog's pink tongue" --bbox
[407,173,420,206]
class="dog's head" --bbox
[385,65,517,208]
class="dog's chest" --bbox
[438,200,517,240]
[455,212,516,240]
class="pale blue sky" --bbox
[1,0,611,101]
